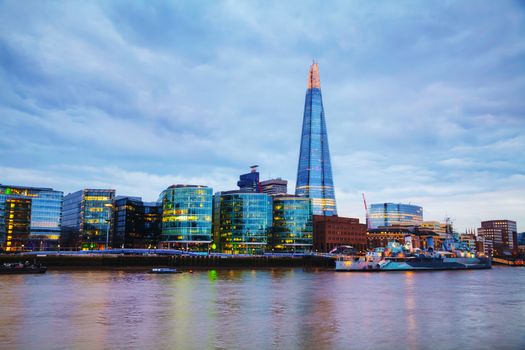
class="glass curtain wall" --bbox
[159,185,212,250]
[295,63,337,216]
[217,191,272,254]
[368,203,423,229]
[271,196,313,252]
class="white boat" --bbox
[150,268,182,274]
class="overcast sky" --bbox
[1,1,524,232]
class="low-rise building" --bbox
[213,190,272,254]
[113,196,161,248]
[367,226,438,251]
[158,185,212,250]
[313,215,367,252]
[271,195,312,252]
[0,184,63,252]
[420,221,449,240]
[475,234,493,256]
[61,189,115,250]
[459,233,477,251]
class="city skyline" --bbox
[1,1,524,232]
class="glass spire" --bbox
[295,62,337,216]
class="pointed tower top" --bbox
[307,62,321,89]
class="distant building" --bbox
[367,226,438,251]
[113,196,161,248]
[0,184,63,252]
[517,232,525,246]
[295,62,337,216]
[475,235,493,256]
[158,185,212,250]
[459,233,477,250]
[213,190,272,254]
[271,195,312,252]
[0,196,31,252]
[518,232,525,254]
[420,221,448,237]
[419,220,451,247]
[237,166,261,192]
[260,178,287,196]
[368,203,423,229]
[478,220,517,256]
[61,189,115,250]
[313,215,367,252]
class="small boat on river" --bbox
[150,268,182,274]
[0,262,47,274]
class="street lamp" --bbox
[104,203,113,251]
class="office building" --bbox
[237,166,261,192]
[61,189,115,250]
[213,190,272,254]
[313,215,367,252]
[260,178,287,196]
[271,195,312,252]
[368,203,423,229]
[478,220,517,255]
[295,62,337,216]
[0,185,63,251]
[518,232,525,246]
[159,185,212,250]
[113,196,161,248]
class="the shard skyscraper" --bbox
[295,62,337,216]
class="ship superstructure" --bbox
[336,235,491,271]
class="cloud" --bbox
[1,0,524,232]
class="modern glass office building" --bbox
[237,166,261,192]
[213,190,273,254]
[368,203,423,229]
[271,196,313,252]
[0,185,63,251]
[158,185,212,249]
[113,196,161,248]
[295,62,337,216]
[61,189,115,250]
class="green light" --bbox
[208,269,217,282]
[5,188,11,194]
[211,243,217,250]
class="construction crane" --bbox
[362,193,369,229]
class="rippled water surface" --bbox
[1,267,524,350]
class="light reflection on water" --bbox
[0,267,524,350]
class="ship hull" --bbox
[335,257,491,272]
[0,266,47,274]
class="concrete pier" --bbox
[0,254,335,269]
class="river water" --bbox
[0,266,524,350]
